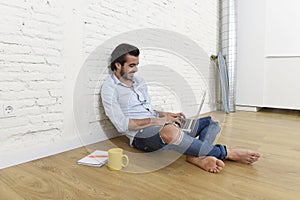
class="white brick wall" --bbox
[0,0,219,168]
[83,0,218,55]
[82,0,219,137]
[0,0,64,152]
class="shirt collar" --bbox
[111,73,121,84]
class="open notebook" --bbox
[180,91,206,133]
[77,150,108,167]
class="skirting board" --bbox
[236,105,262,112]
[0,133,117,170]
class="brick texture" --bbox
[0,0,63,151]
[0,0,218,157]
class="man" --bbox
[101,43,260,173]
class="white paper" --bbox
[77,150,108,167]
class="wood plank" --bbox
[0,179,24,200]
[0,110,300,199]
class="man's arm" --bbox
[128,111,185,131]
[128,118,165,131]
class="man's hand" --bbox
[128,111,186,131]
[164,112,186,126]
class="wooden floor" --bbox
[1,109,300,200]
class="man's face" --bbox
[118,54,139,81]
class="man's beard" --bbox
[120,66,135,80]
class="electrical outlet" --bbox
[4,105,14,115]
[0,103,16,117]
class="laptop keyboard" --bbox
[182,118,192,129]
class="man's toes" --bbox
[254,152,261,157]
[247,154,260,164]
[251,156,259,161]
[216,159,225,168]
[251,152,261,160]
[209,168,218,173]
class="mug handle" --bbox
[122,154,129,167]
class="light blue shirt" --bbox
[101,74,158,144]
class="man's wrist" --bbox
[150,117,166,126]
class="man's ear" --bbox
[115,62,121,70]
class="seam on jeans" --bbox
[223,145,228,160]
[172,129,184,145]
[158,125,173,144]
[159,134,166,144]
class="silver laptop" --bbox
[180,91,207,133]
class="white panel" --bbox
[265,0,300,56]
[264,58,300,109]
[236,0,266,106]
[237,0,300,110]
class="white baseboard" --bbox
[236,105,262,112]
[0,137,81,170]
[0,132,119,170]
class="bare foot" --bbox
[186,156,225,173]
[226,149,261,164]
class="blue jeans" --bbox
[132,116,227,160]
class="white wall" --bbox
[236,0,300,110]
[0,0,219,169]
[0,0,67,168]
[264,0,300,56]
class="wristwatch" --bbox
[164,122,180,128]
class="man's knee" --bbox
[160,124,184,145]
